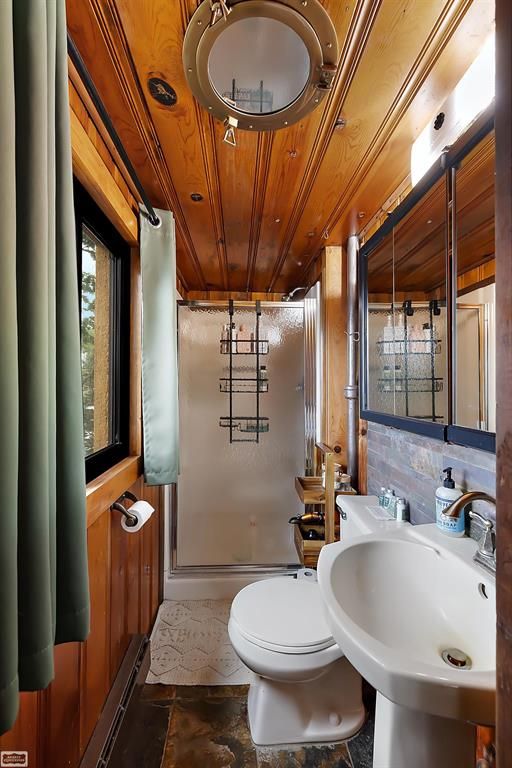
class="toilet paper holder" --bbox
[111,490,139,527]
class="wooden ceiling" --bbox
[66,0,494,295]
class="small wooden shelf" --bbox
[295,476,325,505]
[294,522,341,568]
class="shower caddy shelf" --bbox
[219,299,269,442]
[374,301,444,421]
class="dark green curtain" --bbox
[0,0,90,735]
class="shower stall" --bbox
[167,301,310,584]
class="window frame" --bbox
[74,179,131,483]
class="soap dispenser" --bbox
[436,467,464,536]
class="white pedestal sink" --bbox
[318,524,495,768]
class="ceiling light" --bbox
[183,0,339,133]
[411,31,495,186]
[191,192,204,201]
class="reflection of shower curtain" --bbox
[175,304,304,569]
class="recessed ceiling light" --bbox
[357,211,366,219]
[275,218,281,223]
[191,193,204,202]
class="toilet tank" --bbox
[336,495,409,540]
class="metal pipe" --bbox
[282,286,307,301]
[345,235,360,487]
[67,33,160,227]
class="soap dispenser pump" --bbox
[436,467,464,536]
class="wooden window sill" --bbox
[86,455,142,528]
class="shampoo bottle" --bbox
[436,467,464,536]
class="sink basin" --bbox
[317,526,496,725]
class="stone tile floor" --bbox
[108,684,374,768]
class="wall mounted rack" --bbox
[219,300,269,443]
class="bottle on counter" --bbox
[395,498,409,522]
[378,487,386,507]
[436,467,464,536]
[383,488,395,509]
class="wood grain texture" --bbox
[86,456,141,529]
[496,0,512,763]
[320,246,347,465]
[65,0,493,294]
[70,109,138,244]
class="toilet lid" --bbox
[231,577,335,652]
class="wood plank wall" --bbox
[0,67,164,768]
[0,479,163,768]
[496,0,512,764]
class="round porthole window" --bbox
[183,0,338,133]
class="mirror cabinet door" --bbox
[454,131,496,433]
[365,175,448,424]
[366,231,395,416]
[392,175,448,423]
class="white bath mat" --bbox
[146,599,252,686]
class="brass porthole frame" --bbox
[183,0,339,132]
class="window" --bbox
[74,180,130,482]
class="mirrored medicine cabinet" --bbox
[360,109,496,452]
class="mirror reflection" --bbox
[208,17,310,114]
[366,176,448,423]
[455,131,496,432]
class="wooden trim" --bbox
[320,246,348,465]
[495,0,512,762]
[130,248,143,456]
[186,290,284,302]
[79,635,149,768]
[86,456,141,529]
[68,57,141,207]
[70,109,138,245]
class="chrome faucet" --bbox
[443,491,496,575]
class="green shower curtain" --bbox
[0,0,90,735]
[140,208,179,486]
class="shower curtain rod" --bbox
[67,33,160,227]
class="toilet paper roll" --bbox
[121,500,155,533]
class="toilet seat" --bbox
[230,576,336,655]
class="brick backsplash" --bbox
[366,422,496,527]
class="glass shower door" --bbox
[174,303,304,569]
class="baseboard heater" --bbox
[79,634,150,768]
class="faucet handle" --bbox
[468,510,495,561]
[468,510,494,531]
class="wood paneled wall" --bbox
[0,478,163,768]
[0,66,165,767]
[496,0,512,764]
[0,479,163,768]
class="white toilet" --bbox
[229,495,403,747]
[228,573,364,746]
